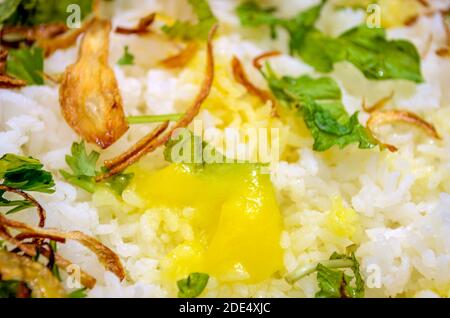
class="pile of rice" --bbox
[1,0,449,298]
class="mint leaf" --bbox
[117,46,134,66]
[177,273,209,298]
[162,0,217,41]
[264,67,377,151]
[237,1,423,83]
[6,47,44,85]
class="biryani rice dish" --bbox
[0,0,450,298]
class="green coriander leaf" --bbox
[0,0,21,24]
[162,0,217,41]
[0,153,55,193]
[315,263,345,298]
[238,1,423,83]
[0,280,28,298]
[6,47,44,85]
[177,272,209,298]
[3,0,93,26]
[104,173,134,196]
[117,46,135,66]
[61,141,133,195]
[264,69,378,151]
[67,288,88,298]
[164,129,225,165]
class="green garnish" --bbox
[177,272,209,298]
[0,154,55,214]
[117,46,135,66]
[6,47,44,85]
[67,287,88,298]
[49,240,62,281]
[236,1,423,83]
[127,113,184,124]
[0,280,28,298]
[263,66,377,151]
[286,251,365,298]
[0,0,93,26]
[162,0,217,41]
[164,130,226,165]
[60,141,133,195]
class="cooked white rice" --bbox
[1,0,450,298]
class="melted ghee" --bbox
[129,163,283,283]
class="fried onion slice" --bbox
[115,13,156,35]
[362,92,394,113]
[161,42,199,69]
[367,110,441,151]
[0,249,66,298]
[0,185,46,227]
[232,56,276,115]
[0,74,27,89]
[252,50,281,70]
[0,213,125,282]
[60,18,129,149]
[97,25,218,180]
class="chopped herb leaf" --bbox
[117,46,135,66]
[162,0,217,41]
[67,287,88,298]
[0,0,21,24]
[1,0,93,26]
[316,252,365,298]
[6,47,44,85]
[164,129,225,165]
[236,1,423,82]
[61,141,133,195]
[0,280,28,298]
[177,272,209,298]
[263,66,377,151]
[0,153,55,214]
[49,241,62,281]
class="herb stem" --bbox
[126,114,184,124]
[285,259,354,284]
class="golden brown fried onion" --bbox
[0,213,125,282]
[97,25,218,180]
[161,42,199,69]
[59,18,129,149]
[252,50,281,70]
[0,185,46,227]
[367,110,441,151]
[0,249,66,298]
[363,92,394,113]
[232,56,277,116]
[115,13,156,35]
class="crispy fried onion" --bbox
[0,49,27,89]
[0,213,125,286]
[0,185,46,227]
[367,110,441,151]
[60,18,129,149]
[161,42,199,69]
[436,11,450,57]
[0,249,66,298]
[96,25,218,181]
[362,92,394,113]
[232,56,277,115]
[252,50,281,70]
[1,23,68,44]
[115,13,156,35]
[37,18,94,57]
